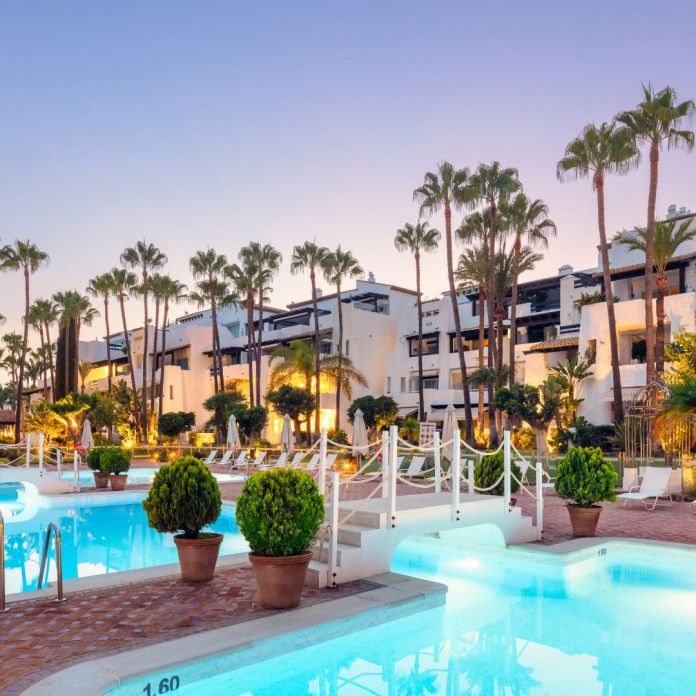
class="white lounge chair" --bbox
[247,451,266,469]
[218,450,234,467]
[325,453,337,470]
[302,454,320,472]
[516,459,530,486]
[402,456,426,477]
[229,451,247,470]
[260,452,287,470]
[202,450,218,464]
[288,452,304,468]
[618,467,673,510]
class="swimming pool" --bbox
[108,537,696,695]
[2,487,248,595]
[58,467,244,486]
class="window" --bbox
[169,386,174,400]
[408,335,439,357]
[451,370,463,390]
[585,339,597,365]
[400,376,406,393]
[449,334,486,353]
[386,377,391,394]
[345,339,350,356]
[422,375,439,390]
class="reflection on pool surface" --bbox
[114,539,696,696]
[3,490,247,594]
[58,467,244,486]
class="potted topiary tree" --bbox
[473,451,522,504]
[86,447,110,489]
[554,447,618,536]
[100,447,131,490]
[142,456,222,581]
[236,468,324,609]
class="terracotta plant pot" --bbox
[249,551,313,609]
[93,471,110,489]
[567,504,602,537]
[110,473,128,491]
[174,533,223,582]
[510,497,517,507]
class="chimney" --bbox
[368,271,376,283]
[315,288,323,298]
[558,264,574,277]
[667,204,677,218]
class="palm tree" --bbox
[290,241,330,436]
[147,274,168,417]
[2,332,23,388]
[121,241,167,441]
[394,222,440,422]
[105,267,142,440]
[189,249,229,395]
[321,246,363,430]
[27,302,48,398]
[414,162,475,443]
[549,355,593,425]
[557,122,639,421]
[226,256,258,405]
[34,299,58,402]
[244,243,282,406]
[86,274,114,394]
[78,360,93,394]
[456,241,490,440]
[75,294,98,349]
[53,290,81,398]
[617,85,695,381]
[156,276,188,442]
[500,193,557,385]
[616,219,696,372]
[0,240,49,440]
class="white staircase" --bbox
[307,492,536,589]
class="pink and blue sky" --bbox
[1,0,695,339]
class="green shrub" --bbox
[554,447,618,507]
[86,447,105,472]
[328,429,348,445]
[142,456,222,539]
[551,418,617,453]
[474,451,521,497]
[100,447,131,475]
[236,469,324,556]
[157,448,169,463]
[512,427,536,451]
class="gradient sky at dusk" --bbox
[1,0,695,341]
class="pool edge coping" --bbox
[20,573,448,696]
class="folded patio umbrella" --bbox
[280,413,295,454]
[351,408,369,457]
[441,403,458,462]
[226,413,242,451]
[80,418,94,451]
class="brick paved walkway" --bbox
[1,565,374,695]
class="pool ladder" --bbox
[0,514,66,612]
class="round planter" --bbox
[249,551,313,609]
[567,504,602,537]
[174,533,223,582]
[110,473,128,491]
[92,471,110,489]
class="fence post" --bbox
[318,429,328,496]
[536,455,544,540]
[451,429,460,499]
[38,433,44,478]
[503,430,511,513]
[25,432,31,468]
[451,457,460,522]
[467,452,475,494]
[56,449,62,476]
[73,449,80,493]
[433,431,441,494]
[381,430,389,499]
[328,471,339,587]
[389,425,398,528]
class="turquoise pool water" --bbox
[58,467,244,486]
[1,486,248,594]
[115,539,696,696]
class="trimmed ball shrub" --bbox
[236,469,324,556]
[555,447,618,507]
[143,456,222,539]
[474,451,521,497]
[86,447,106,472]
[100,447,131,475]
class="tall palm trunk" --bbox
[508,232,522,387]
[246,292,254,405]
[335,281,343,431]
[477,285,485,439]
[655,274,667,374]
[644,143,659,383]
[211,287,224,393]
[63,321,70,396]
[496,308,505,376]
[157,299,169,445]
[119,294,142,441]
[415,250,425,423]
[37,323,47,399]
[15,267,30,441]
[149,296,160,416]
[487,205,499,447]
[104,296,112,394]
[141,273,149,442]
[445,205,474,444]
[44,320,55,402]
[255,288,264,406]
[596,173,624,421]
[311,268,322,436]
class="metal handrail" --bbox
[1,509,7,612]
[37,522,66,602]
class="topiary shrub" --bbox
[554,447,617,507]
[100,447,131,475]
[474,451,521,497]
[86,447,106,472]
[236,469,324,556]
[142,456,222,539]
[157,448,169,463]
[512,427,536,451]
[328,429,349,445]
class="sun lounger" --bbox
[217,450,234,467]
[401,456,426,477]
[247,451,266,469]
[229,451,247,470]
[618,467,673,510]
[202,450,218,464]
[288,452,304,468]
[515,459,530,486]
[260,452,287,470]
[302,454,320,472]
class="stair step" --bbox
[312,542,361,565]
[305,560,328,589]
[336,508,384,529]
[336,523,373,547]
